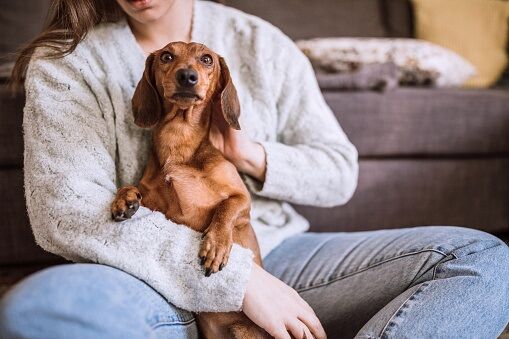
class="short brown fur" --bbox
[111,42,267,338]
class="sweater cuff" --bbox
[243,141,292,200]
[212,243,254,311]
[161,234,254,313]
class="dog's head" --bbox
[132,41,240,130]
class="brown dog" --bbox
[110,42,267,338]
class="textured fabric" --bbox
[297,38,475,87]
[226,0,389,39]
[0,264,199,338]
[22,0,358,313]
[324,88,509,156]
[297,159,509,234]
[2,227,508,338]
[227,0,415,39]
[412,0,509,88]
[267,229,509,338]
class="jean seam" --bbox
[432,252,458,280]
[379,282,432,339]
[379,251,458,338]
[296,248,448,293]
[151,317,196,329]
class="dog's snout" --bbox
[176,68,198,88]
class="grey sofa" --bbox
[226,0,509,235]
[1,0,508,293]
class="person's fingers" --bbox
[269,323,292,339]
[299,313,327,339]
[303,322,314,339]
[286,318,313,339]
[290,290,325,338]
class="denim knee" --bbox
[446,226,509,260]
[0,267,67,338]
[0,264,197,339]
[434,227,509,332]
[425,226,508,258]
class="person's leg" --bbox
[0,263,198,339]
[264,226,509,339]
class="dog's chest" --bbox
[162,159,232,231]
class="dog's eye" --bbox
[160,52,174,63]
[201,54,213,66]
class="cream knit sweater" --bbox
[23,1,358,313]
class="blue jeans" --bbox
[1,226,508,338]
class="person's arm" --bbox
[23,49,253,313]
[235,34,359,208]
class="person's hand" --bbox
[209,113,266,182]
[242,264,327,339]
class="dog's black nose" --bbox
[176,69,198,87]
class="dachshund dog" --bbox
[110,42,267,338]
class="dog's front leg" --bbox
[111,185,142,221]
[199,193,250,276]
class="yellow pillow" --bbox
[412,0,509,88]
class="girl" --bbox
[1,0,508,338]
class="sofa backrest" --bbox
[0,0,51,62]
[0,0,416,63]
[225,0,414,40]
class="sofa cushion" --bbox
[299,158,509,234]
[0,0,51,61]
[412,0,509,88]
[226,0,388,39]
[323,87,509,156]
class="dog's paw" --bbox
[198,228,233,276]
[111,186,141,222]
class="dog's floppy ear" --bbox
[216,56,241,130]
[132,53,162,128]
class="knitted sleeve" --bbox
[245,30,359,207]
